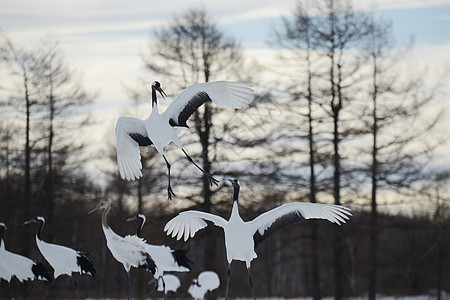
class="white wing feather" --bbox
[162,81,254,121]
[0,249,36,282]
[164,211,228,242]
[115,117,147,180]
[105,229,152,270]
[249,202,352,237]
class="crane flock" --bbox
[1,80,354,300]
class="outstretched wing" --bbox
[162,81,254,127]
[115,117,150,180]
[164,211,228,241]
[249,202,352,247]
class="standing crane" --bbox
[115,81,254,200]
[164,179,352,300]
[89,201,156,300]
[0,222,52,299]
[126,213,191,298]
[23,217,95,299]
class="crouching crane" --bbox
[188,271,220,300]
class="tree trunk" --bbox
[23,64,32,255]
[46,88,55,242]
[307,57,321,300]
[368,54,379,300]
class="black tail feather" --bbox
[32,262,53,282]
[172,248,193,270]
[139,253,157,275]
[76,252,96,278]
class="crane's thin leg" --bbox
[161,276,167,300]
[127,271,133,300]
[163,155,176,200]
[247,268,256,300]
[43,278,55,300]
[147,278,158,296]
[7,282,12,300]
[225,263,231,300]
[181,148,219,186]
[22,281,34,299]
[71,276,81,300]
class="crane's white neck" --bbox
[230,201,240,219]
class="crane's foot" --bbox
[167,185,176,201]
[206,173,219,187]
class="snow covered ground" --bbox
[84,294,449,300]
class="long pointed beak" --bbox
[126,216,137,222]
[22,219,34,225]
[88,207,100,214]
[157,87,167,99]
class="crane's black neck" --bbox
[0,226,5,247]
[232,184,240,203]
[36,219,45,241]
[151,87,158,108]
[136,216,145,238]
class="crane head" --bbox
[0,222,6,230]
[228,179,240,202]
[227,179,240,188]
[23,216,45,226]
[151,81,167,106]
[88,201,111,214]
[126,214,146,223]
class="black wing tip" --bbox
[77,253,96,278]
[176,91,212,127]
[172,247,194,270]
[253,211,305,247]
[32,262,54,282]
[129,133,153,146]
[140,254,157,275]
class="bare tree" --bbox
[362,13,447,300]
[1,33,41,252]
[33,35,95,234]
[272,2,325,298]
[142,8,250,210]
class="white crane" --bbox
[188,271,220,300]
[23,216,96,299]
[126,214,191,296]
[156,274,180,296]
[115,81,254,200]
[165,179,352,300]
[0,222,52,299]
[89,201,157,300]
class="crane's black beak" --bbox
[22,219,35,225]
[157,86,167,99]
[126,215,138,222]
[88,206,100,214]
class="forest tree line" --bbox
[1,0,449,299]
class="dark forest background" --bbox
[1,0,449,299]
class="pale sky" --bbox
[1,0,449,174]
[1,0,449,107]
